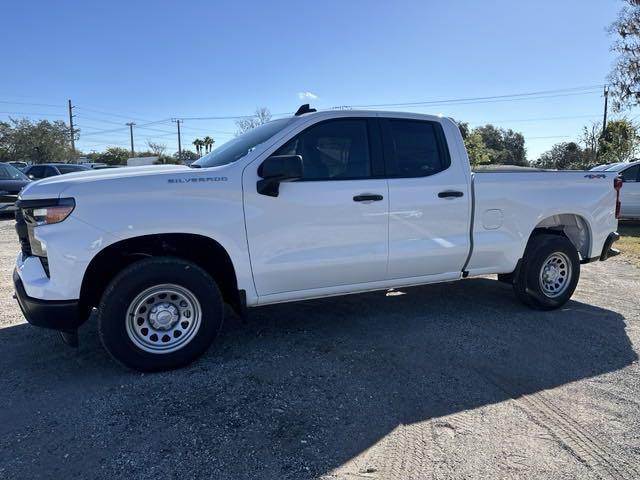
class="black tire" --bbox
[97,257,224,372]
[513,234,580,310]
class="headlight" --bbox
[22,198,75,226]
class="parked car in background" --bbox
[79,162,108,169]
[7,161,28,170]
[591,160,640,219]
[23,163,90,180]
[93,165,121,170]
[0,162,31,213]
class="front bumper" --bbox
[13,269,81,331]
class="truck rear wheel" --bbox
[97,257,224,372]
[513,234,580,310]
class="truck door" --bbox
[619,164,640,218]
[381,117,471,279]
[243,117,389,297]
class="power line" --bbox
[76,106,153,122]
[0,100,65,108]
[526,135,573,140]
[0,110,67,117]
[79,118,173,137]
[466,113,601,125]
[347,85,603,109]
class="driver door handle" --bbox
[353,194,384,202]
[438,190,464,199]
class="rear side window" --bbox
[381,119,450,177]
[274,119,371,180]
[621,165,640,182]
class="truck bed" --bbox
[466,170,618,276]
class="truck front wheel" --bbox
[513,234,580,310]
[97,257,224,372]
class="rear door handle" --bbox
[438,190,464,199]
[353,194,384,202]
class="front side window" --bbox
[382,119,450,177]
[274,119,371,180]
[621,165,640,182]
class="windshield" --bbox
[0,163,29,180]
[193,118,293,168]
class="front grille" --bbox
[14,208,32,257]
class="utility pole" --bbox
[68,99,76,155]
[596,85,609,161]
[172,119,182,159]
[126,122,136,156]
[602,85,609,133]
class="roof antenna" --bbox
[294,104,317,116]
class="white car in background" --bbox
[592,160,640,219]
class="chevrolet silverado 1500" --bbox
[13,106,621,371]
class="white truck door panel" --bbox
[382,118,471,279]
[243,118,389,296]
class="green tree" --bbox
[146,141,167,157]
[475,124,527,165]
[174,149,199,162]
[580,122,601,168]
[598,118,639,163]
[457,122,470,139]
[235,107,272,135]
[192,138,204,156]
[92,147,130,165]
[608,0,640,110]
[534,142,584,170]
[501,129,527,166]
[0,118,76,162]
[154,155,180,165]
[464,131,492,166]
[202,136,215,153]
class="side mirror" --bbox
[28,174,35,180]
[257,155,303,197]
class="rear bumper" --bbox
[13,269,81,331]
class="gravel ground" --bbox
[0,215,639,480]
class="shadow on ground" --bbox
[0,277,636,479]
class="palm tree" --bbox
[203,136,215,153]
[192,138,204,156]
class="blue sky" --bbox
[0,0,629,159]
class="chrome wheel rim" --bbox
[539,252,572,298]
[125,284,202,354]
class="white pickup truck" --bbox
[13,106,622,371]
